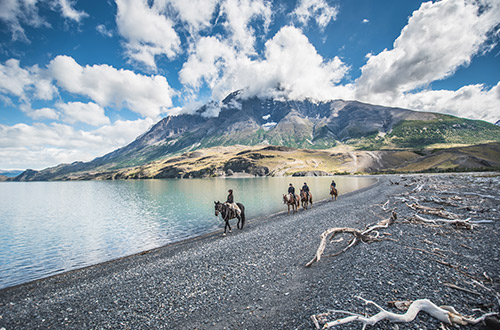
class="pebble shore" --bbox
[0,174,499,329]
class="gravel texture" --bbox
[0,174,499,329]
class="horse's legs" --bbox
[223,219,232,235]
[236,215,241,229]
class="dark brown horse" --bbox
[330,186,338,201]
[300,189,313,210]
[283,193,299,214]
[214,201,246,235]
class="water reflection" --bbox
[0,176,375,289]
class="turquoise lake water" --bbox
[0,176,376,289]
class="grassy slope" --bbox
[53,142,500,180]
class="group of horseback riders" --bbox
[285,179,336,205]
[216,179,338,234]
[223,179,337,215]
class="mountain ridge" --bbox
[10,92,500,181]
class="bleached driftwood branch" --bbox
[305,211,396,267]
[312,297,498,329]
[411,214,473,229]
[406,202,460,220]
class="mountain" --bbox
[12,91,500,181]
[496,119,500,126]
[0,170,23,177]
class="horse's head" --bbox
[283,194,287,204]
[214,201,222,216]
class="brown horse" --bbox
[330,186,338,201]
[283,193,299,214]
[300,189,313,210]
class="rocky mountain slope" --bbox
[12,91,500,181]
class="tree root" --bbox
[311,296,498,329]
[305,211,396,267]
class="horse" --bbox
[330,186,338,201]
[283,193,299,214]
[300,189,313,210]
[214,201,246,236]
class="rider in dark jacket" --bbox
[302,182,310,195]
[288,183,296,202]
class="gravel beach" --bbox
[1,174,499,329]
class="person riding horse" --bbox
[225,189,241,216]
[330,179,338,200]
[302,182,311,199]
[288,183,296,203]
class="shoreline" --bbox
[1,173,498,329]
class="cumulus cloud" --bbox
[292,0,338,29]
[0,118,155,169]
[180,26,349,103]
[220,0,273,53]
[356,0,500,97]
[391,82,500,124]
[115,0,181,69]
[29,107,60,121]
[352,0,500,124]
[48,55,176,119]
[58,102,110,126]
[167,0,218,33]
[0,59,57,101]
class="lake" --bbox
[0,176,376,289]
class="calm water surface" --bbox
[0,176,375,289]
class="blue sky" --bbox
[1,0,499,170]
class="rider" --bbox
[226,189,241,216]
[288,183,296,203]
[302,182,310,198]
[330,179,336,189]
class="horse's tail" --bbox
[237,203,245,228]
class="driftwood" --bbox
[312,297,498,329]
[305,211,396,267]
[411,214,473,229]
[406,202,460,220]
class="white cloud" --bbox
[180,26,350,103]
[292,0,338,29]
[352,0,500,124]
[167,0,218,33]
[0,0,48,42]
[391,82,500,124]
[58,102,110,126]
[362,18,369,24]
[55,0,88,22]
[115,0,181,69]
[356,0,500,97]
[0,118,155,170]
[220,0,273,53]
[0,59,57,101]
[29,107,60,120]
[96,24,113,38]
[0,0,87,42]
[49,55,176,119]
